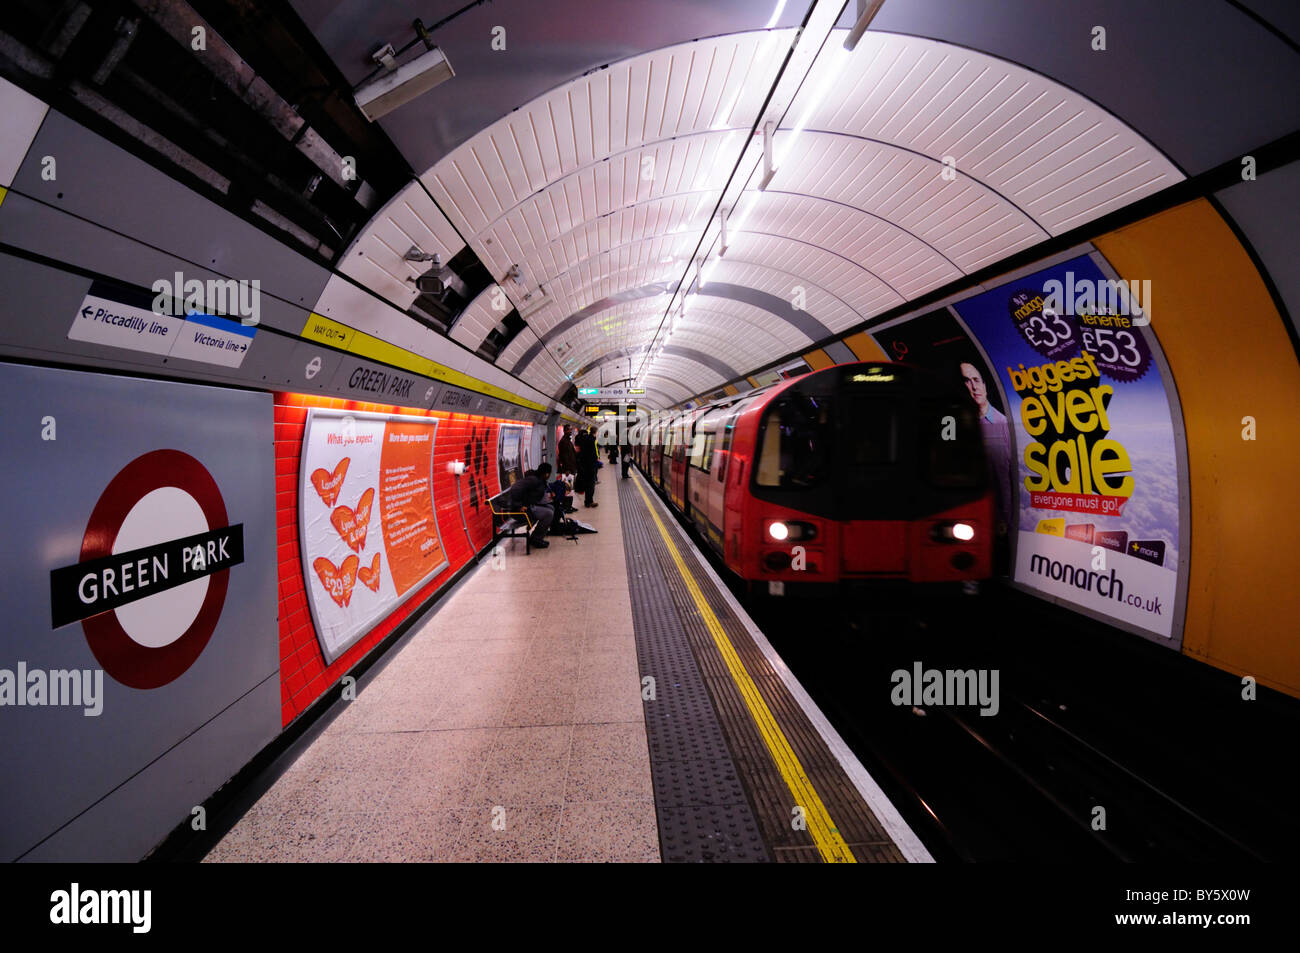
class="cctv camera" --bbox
[415,273,445,295]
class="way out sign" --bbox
[48,450,244,689]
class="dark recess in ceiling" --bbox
[0,0,415,261]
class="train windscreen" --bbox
[755,393,832,489]
[751,365,989,519]
[921,398,985,487]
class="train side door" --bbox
[705,414,735,546]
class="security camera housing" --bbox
[415,273,445,295]
[354,46,455,122]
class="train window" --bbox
[755,394,831,488]
[690,432,714,470]
[704,434,717,471]
[842,396,898,465]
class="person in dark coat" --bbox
[574,426,598,508]
[557,425,577,477]
[621,442,633,479]
[505,463,554,548]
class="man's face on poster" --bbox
[961,362,988,412]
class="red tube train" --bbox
[633,361,994,594]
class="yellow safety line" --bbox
[632,476,856,863]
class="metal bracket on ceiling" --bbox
[413,17,436,52]
[845,0,888,51]
[759,121,776,190]
[371,43,397,71]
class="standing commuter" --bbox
[574,425,599,508]
[621,442,633,479]
[557,424,577,477]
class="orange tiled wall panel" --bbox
[273,392,511,726]
[1094,200,1300,697]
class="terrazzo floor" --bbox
[205,465,659,862]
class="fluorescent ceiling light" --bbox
[712,33,780,129]
[699,258,719,286]
[765,0,789,29]
[777,45,850,169]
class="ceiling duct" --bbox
[129,0,377,208]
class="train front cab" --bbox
[732,363,993,592]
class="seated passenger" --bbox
[547,475,576,514]
[505,463,555,549]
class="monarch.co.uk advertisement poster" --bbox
[953,253,1184,642]
[299,410,449,662]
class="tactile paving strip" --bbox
[621,476,771,863]
[622,471,908,863]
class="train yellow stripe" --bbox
[632,476,856,863]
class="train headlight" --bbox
[931,521,976,543]
[766,520,818,542]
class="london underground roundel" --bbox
[50,450,245,689]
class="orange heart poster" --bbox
[359,553,381,592]
[312,554,359,608]
[330,487,374,553]
[300,410,447,664]
[309,458,349,507]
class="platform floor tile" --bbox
[205,467,658,863]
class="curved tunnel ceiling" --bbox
[318,5,1269,407]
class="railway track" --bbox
[752,587,1298,862]
[640,479,1300,861]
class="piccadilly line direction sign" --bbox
[68,280,256,369]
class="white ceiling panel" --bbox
[336,180,465,309]
[448,282,507,351]
[799,31,1182,236]
[394,26,1186,408]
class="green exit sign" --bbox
[578,387,599,395]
